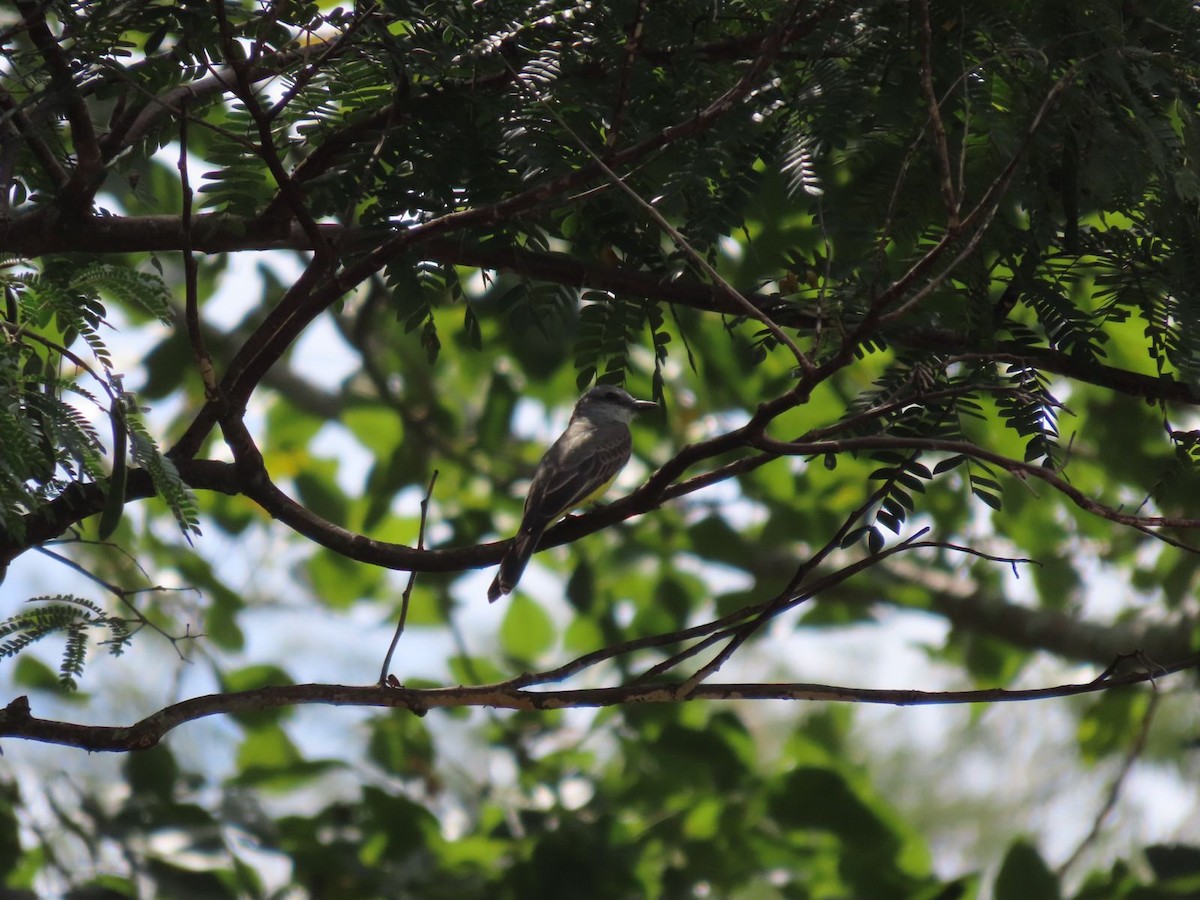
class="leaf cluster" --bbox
[0,257,197,548]
[0,595,129,690]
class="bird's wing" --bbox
[520,422,632,531]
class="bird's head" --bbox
[573,384,658,424]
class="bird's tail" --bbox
[487,528,541,602]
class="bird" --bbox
[487,384,658,602]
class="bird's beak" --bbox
[633,399,659,412]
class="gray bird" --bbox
[488,384,657,602]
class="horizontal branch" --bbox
[0,459,239,568]
[0,211,792,317]
[4,380,1193,578]
[0,448,667,574]
[3,211,1196,411]
[758,433,1200,534]
[1,654,1190,752]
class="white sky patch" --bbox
[309,421,375,495]
[201,251,302,331]
[292,315,360,390]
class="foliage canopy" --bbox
[1,0,1200,896]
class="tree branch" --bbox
[212,0,329,258]
[0,84,68,196]
[1056,690,1160,876]
[0,209,1197,408]
[754,433,1200,535]
[14,0,103,215]
[916,0,959,228]
[0,657,1190,753]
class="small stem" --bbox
[917,0,959,229]
[178,100,220,399]
[379,470,439,684]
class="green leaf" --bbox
[463,304,482,350]
[233,725,340,792]
[477,373,519,452]
[343,405,403,458]
[499,594,556,664]
[13,655,72,695]
[294,464,348,527]
[305,548,382,608]
[124,745,180,797]
[973,487,1003,511]
[960,632,1028,684]
[366,712,435,774]
[933,455,966,474]
[236,723,301,772]
[688,514,752,571]
[565,557,595,612]
[994,840,1059,900]
[221,664,294,693]
[1077,690,1151,764]
[204,587,246,651]
[448,654,508,686]
[1144,844,1200,885]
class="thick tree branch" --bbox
[5,353,1197,586]
[0,460,238,569]
[0,657,1189,752]
[0,211,1196,408]
[0,448,659,574]
[173,301,344,419]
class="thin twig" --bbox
[1056,689,1160,876]
[953,20,972,209]
[0,320,115,401]
[597,529,939,690]
[14,0,102,211]
[0,85,68,189]
[917,0,959,228]
[265,4,376,121]
[522,105,813,375]
[212,1,330,259]
[606,0,649,151]
[874,61,1082,325]
[34,546,200,657]
[178,100,219,399]
[669,422,964,693]
[750,433,1200,547]
[379,470,438,685]
[673,527,932,696]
